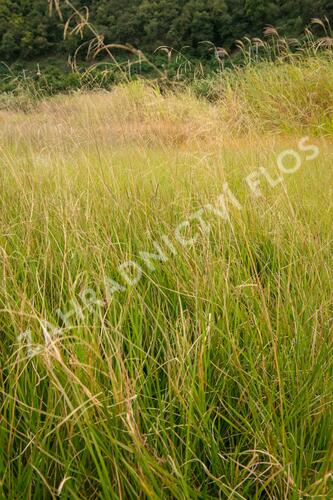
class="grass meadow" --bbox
[0,58,333,498]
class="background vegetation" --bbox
[0,0,333,96]
[1,0,332,61]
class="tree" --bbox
[172,0,230,53]
[0,0,331,62]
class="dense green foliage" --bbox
[0,0,332,62]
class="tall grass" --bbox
[0,60,332,498]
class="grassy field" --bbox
[0,59,333,498]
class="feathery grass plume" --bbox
[315,37,333,50]
[311,17,329,36]
[252,37,266,47]
[155,46,173,63]
[214,47,229,70]
[263,25,279,37]
[47,0,168,85]
[251,38,267,61]
[174,46,195,80]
